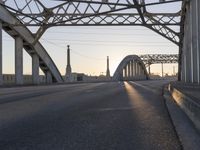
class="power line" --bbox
[42,38,173,44]
[46,31,158,36]
[41,39,106,61]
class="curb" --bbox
[168,84,200,132]
[163,86,200,150]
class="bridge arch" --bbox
[0,4,63,84]
[113,55,149,81]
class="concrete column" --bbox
[130,61,132,78]
[197,0,200,83]
[0,21,2,85]
[138,64,141,75]
[32,54,40,84]
[161,63,164,77]
[191,0,198,83]
[185,4,192,83]
[46,71,52,84]
[135,62,138,76]
[133,62,136,77]
[131,60,134,77]
[15,36,23,85]
[148,64,151,75]
[127,62,131,78]
[124,66,128,80]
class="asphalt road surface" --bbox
[0,80,182,150]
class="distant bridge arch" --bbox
[113,55,149,81]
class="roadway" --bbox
[0,80,182,150]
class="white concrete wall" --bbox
[181,0,200,84]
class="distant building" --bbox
[62,73,111,82]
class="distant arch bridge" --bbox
[113,55,149,81]
[113,54,178,81]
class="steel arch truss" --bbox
[139,54,178,65]
[1,0,183,45]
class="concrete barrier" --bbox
[168,83,200,132]
[2,74,46,85]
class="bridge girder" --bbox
[0,0,183,45]
[139,54,179,65]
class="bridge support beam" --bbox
[0,21,2,85]
[32,54,40,84]
[191,0,198,83]
[124,66,127,80]
[15,36,23,85]
[128,62,131,79]
[182,0,200,84]
[133,62,136,77]
[131,60,133,78]
[198,0,200,83]
[46,71,52,84]
[135,62,138,79]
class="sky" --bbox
[1,1,181,76]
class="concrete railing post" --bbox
[32,54,40,84]
[15,36,23,85]
[0,21,2,85]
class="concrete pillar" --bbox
[148,65,151,75]
[197,0,200,83]
[135,62,138,76]
[138,64,141,79]
[161,63,164,77]
[130,61,132,78]
[185,4,192,83]
[131,60,134,78]
[191,0,198,83]
[127,62,131,78]
[46,71,52,84]
[138,64,141,75]
[0,21,2,85]
[32,54,40,84]
[133,62,136,77]
[124,66,127,80]
[15,36,23,85]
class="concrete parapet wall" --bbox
[168,83,200,131]
[2,74,46,85]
